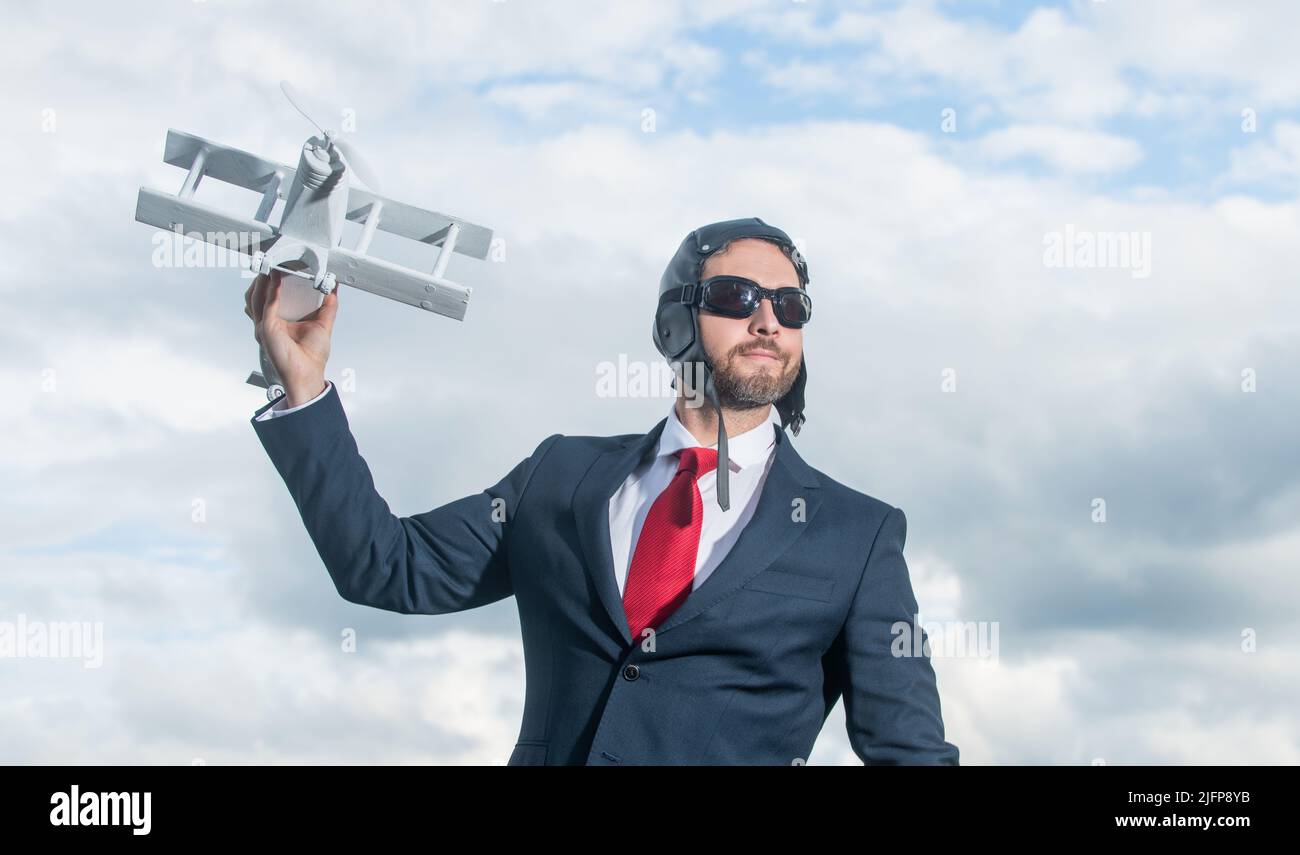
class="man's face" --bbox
[695,238,804,410]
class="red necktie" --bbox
[623,446,720,643]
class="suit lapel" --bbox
[572,418,823,648]
[572,418,668,647]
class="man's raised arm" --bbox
[251,383,560,614]
[242,270,560,614]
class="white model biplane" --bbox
[135,81,493,401]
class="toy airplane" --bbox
[135,81,494,401]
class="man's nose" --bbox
[749,296,781,335]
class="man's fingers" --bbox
[322,287,339,329]
[244,276,259,320]
[263,270,282,324]
[251,273,269,324]
[305,287,340,329]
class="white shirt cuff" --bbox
[254,381,333,421]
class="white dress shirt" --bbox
[608,400,780,596]
[254,386,782,595]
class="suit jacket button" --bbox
[622,664,640,681]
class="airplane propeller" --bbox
[279,79,384,194]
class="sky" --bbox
[2,0,1298,765]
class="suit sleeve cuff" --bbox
[252,381,334,422]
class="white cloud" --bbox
[737,0,1300,123]
[972,124,1143,174]
[1224,119,1300,188]
[483,81,636,122]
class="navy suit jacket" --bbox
[252,385,959,766]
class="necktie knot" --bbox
[677,446,719,479]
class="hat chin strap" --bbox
[774,354,807,436]
[701,366,730,512]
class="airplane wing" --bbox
[342,188,493,260]
[327,245,471,321]
[135,187,276,255]
[162,129,286,198]
[134,187,470,322]
[155,129,493,260]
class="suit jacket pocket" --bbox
[508,739,549,766]
[742,569,835,602]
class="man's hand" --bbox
[244,270,339,406]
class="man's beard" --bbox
[709,341,800,410]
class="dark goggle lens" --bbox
[704,278,760,316]
[702,277,811,327]
[775,290,812,325]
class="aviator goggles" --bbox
[661,275,813,329]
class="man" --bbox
[246,217,958,766]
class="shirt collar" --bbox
[656,399,779,473]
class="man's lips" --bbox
[742,350,780,361]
